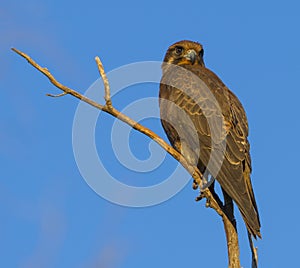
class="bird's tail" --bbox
[242,162,261,239]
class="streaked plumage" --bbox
[159,40,261,238]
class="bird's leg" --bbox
[207,180,224,208]
[221,187,237,231]
[196,180,224,205]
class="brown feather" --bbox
[159,41,261,238]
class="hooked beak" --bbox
[184,49,197,65]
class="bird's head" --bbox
[162,40,205,69]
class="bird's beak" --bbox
[184,49,197,65]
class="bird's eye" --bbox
[199,49,204,57]
[174,46,184,55]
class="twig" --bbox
[46,92,68,98]
[248,231,258,268]
[11,48,105,111]
[95,56,112,108]
[12,47,242,268]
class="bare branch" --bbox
[248,231,258,268]
[46,92,68,98]
[95,56,112,108]
[11,48,105,111]
[205,191,241,268]
[12,47,242,268]
[11,47,204,190]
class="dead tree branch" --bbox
[12,47,242,268]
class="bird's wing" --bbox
[159,64,261,237]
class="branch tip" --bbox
[95,55,112,106]
[46,92,68,98]
[11,47,25,58]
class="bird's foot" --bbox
[195,192,205,202]
[192,179,199,190]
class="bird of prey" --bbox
[159,40,261,239]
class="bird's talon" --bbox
[195,191,206,202]
[192,179,199,190]
[195,195,202,202]
[205,197,211,207]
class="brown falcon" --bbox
[159,40,261,239]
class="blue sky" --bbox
[2,1,300,267]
